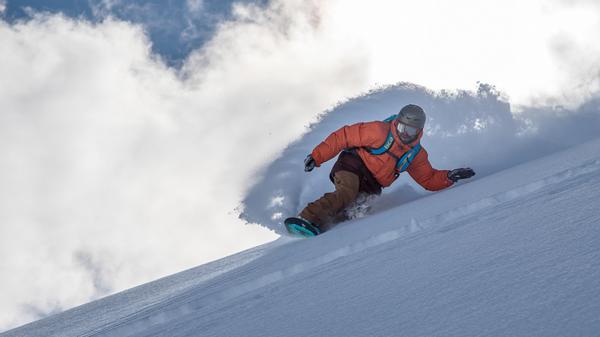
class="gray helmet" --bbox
[397,104,426,129]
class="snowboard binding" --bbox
[284,217,322,237]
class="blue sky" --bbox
[4,0,266,65]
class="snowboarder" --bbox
[285,104,475,237]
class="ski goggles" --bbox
[396,122,420,138]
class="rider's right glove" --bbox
[448,167,475,183]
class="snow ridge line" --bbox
[84,158,600,336]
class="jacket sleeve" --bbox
[311,122,383,166]
[407,148,453,191]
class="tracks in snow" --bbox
[87,158,600,336]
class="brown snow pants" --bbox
[299,170,360,230]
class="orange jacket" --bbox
[311,120,453,191]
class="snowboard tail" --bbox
[284,217,322,237]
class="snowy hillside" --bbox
[4,128,600,335]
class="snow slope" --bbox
[4,134,600,336]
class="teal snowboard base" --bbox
[284,217,322,237]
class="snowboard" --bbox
[284,217,322,237]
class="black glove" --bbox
[304,155,316,172]
[448,168,475,183]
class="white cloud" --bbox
[0,0,6,14]
[0,2,367,330]
[2,0,600,331]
